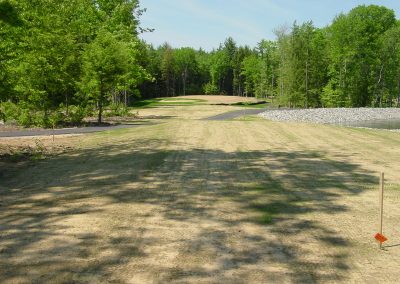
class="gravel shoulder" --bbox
[259,108,400,124]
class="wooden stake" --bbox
[52,123,55,153]
[379,172,384,249]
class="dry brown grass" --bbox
[1,96,400,283]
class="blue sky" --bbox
[139,0,400,50]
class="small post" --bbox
[52,122,55,153]
[52,122,55,143]
[379,172,384,249]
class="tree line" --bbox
[141,5,400,108]
[1,2,400,127]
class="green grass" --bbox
[259,214,274,224]
[131,98,206,109]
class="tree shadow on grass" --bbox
[0,139,376,283]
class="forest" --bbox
[1,0,400,127]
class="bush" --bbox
[66,105,87,124]
[105,103,129,117]
[203,83,219,95]
[17,108,33,126]
[19,110,51,128]
[0,101,46,127]
[0,101,90,127]
[0,101,21,122]
[48,111,66,127]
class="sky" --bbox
[139,0,400,51]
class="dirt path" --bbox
[1,98,400,283]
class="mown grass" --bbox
[234,115,264,121]
[131,97,206,109]
[2,100,400,282]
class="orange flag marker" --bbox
[374,233,388,244]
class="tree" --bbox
[223,37,237,95]
[232,45,252,96]
[0,0,148,126]
[274,22,324,107]
[325,5,396,107]
[375,23,400,107]
[0,0,22,101]
[174,47,198,96]
[209,49,230,94]
[241,54,260,97]
[81,31,135,124]
[160,43,176,97]
[257,40,279,99]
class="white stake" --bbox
[379,172,384,249]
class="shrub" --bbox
[0,101,88,127]
[49,111,66,127]
[105,103,129,117]
[17,108,33,126]
[0,101,20,122]
[66,105,87,124]
[20,110,50,128]
[203,83,219,95]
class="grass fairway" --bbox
[131,97,207,109]
[1,96,400,283]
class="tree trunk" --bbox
[182,66,187,96]
[98,80,103,124]
[397,78,400,107]
[65,93,69,116]
[372,65,384,107]
[305,60,309,108]
[271,65,275,98]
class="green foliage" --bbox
[106,104,129,117]
[0,1,21,26]
[203,83,219,95]
[0,101,19,122]
[16,108,49,128]
[0,100,91,127]
[66,105,88,125]
[241,54,261,97]
[160,44,176,97]
[326,5,397,107]
[1,0,148,127]
[274,22,330,107]
[80,29,135,123]
[1,102,51,127]
[321,82,347,107]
